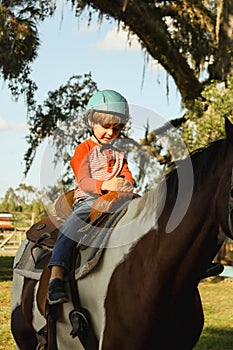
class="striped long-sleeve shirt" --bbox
[70,138,133,201]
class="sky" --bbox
[0,3,184,198]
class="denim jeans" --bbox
[48,196,97,271]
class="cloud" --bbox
[93,26,164,72]
[94,26,141,52]
[76,22,164,72]
[0,119,28,131]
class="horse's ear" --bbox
[225,117,233,144]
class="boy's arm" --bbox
[70,143,104,194]
[119,159,134,185]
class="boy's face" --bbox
[89,112,125,144]
[92,122,123,144]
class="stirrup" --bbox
[69,309,89,338]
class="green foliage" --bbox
[0,1,55,103]
[24,73,98,175]
[0,184,47,222]
[0,1,39,80]
[182,78,233,151]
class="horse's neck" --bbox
[127,181,223,291]
[159,180,225,290]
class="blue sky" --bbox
[0,4,183,198]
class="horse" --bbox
[11,117,233,350]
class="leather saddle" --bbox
[26,190,139,248]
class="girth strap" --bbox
[46,304,59,350]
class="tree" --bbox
[1,1,233,106]
[0,0,55,102]
[182,77,233,150]
[24,73,98,174]
[0,184,47,221]
[0,187,21,212]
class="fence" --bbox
[0,212,35,254]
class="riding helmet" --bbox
[86,89,129,123]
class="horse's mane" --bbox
[164,138,229,197]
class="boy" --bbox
[48,89,134,304]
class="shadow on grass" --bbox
[195,327,233,349]
[0,256,14,281]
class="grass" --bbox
[0,256,14,282]
[194,277,233,349]
[0,256,15,350]
[0,255,233,349]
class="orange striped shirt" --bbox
[70,138,133,201]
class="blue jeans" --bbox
[48,197,97,272]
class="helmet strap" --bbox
[91,129,102,146]
[88,110,103,146]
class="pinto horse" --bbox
[11,118,233,350]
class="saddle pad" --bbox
[75,206,128,280]
[14,240,51,280]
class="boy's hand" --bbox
[101,177,133,193]
[120,180,134,193]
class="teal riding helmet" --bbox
[86,89,129,123]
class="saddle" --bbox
[54,189,139,223]
[26,216,62,249]
[26,190,138,248]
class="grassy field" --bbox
[194,277,233,349]
[1,255,233,349]
[0,256,15,350]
